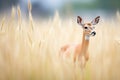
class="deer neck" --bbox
[81,32,90,55]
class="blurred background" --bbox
[0,0,120,19]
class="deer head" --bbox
[77,16,100,40]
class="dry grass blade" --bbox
[28,0,32,12]
[17,6,22,30]
[116,11,120,21]
[28,0,34,31]
[27,32,33,47]
[0,16,5,31]
[11,6,16,19]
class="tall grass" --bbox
[0,6,120,80]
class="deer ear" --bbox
[91,16,100,25]
[77,16,83,26]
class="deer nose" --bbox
[91,31,96,36]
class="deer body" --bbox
[60,29,90,67]
[74,32,90,62]
[59,16,100,68]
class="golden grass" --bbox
[0,6,120,80]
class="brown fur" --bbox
[59,31,90,67]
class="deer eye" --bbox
[84,27,88,29]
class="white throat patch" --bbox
[85,35,90,40]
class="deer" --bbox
[59,16,100,68]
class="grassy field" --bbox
[0,6,120,80]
